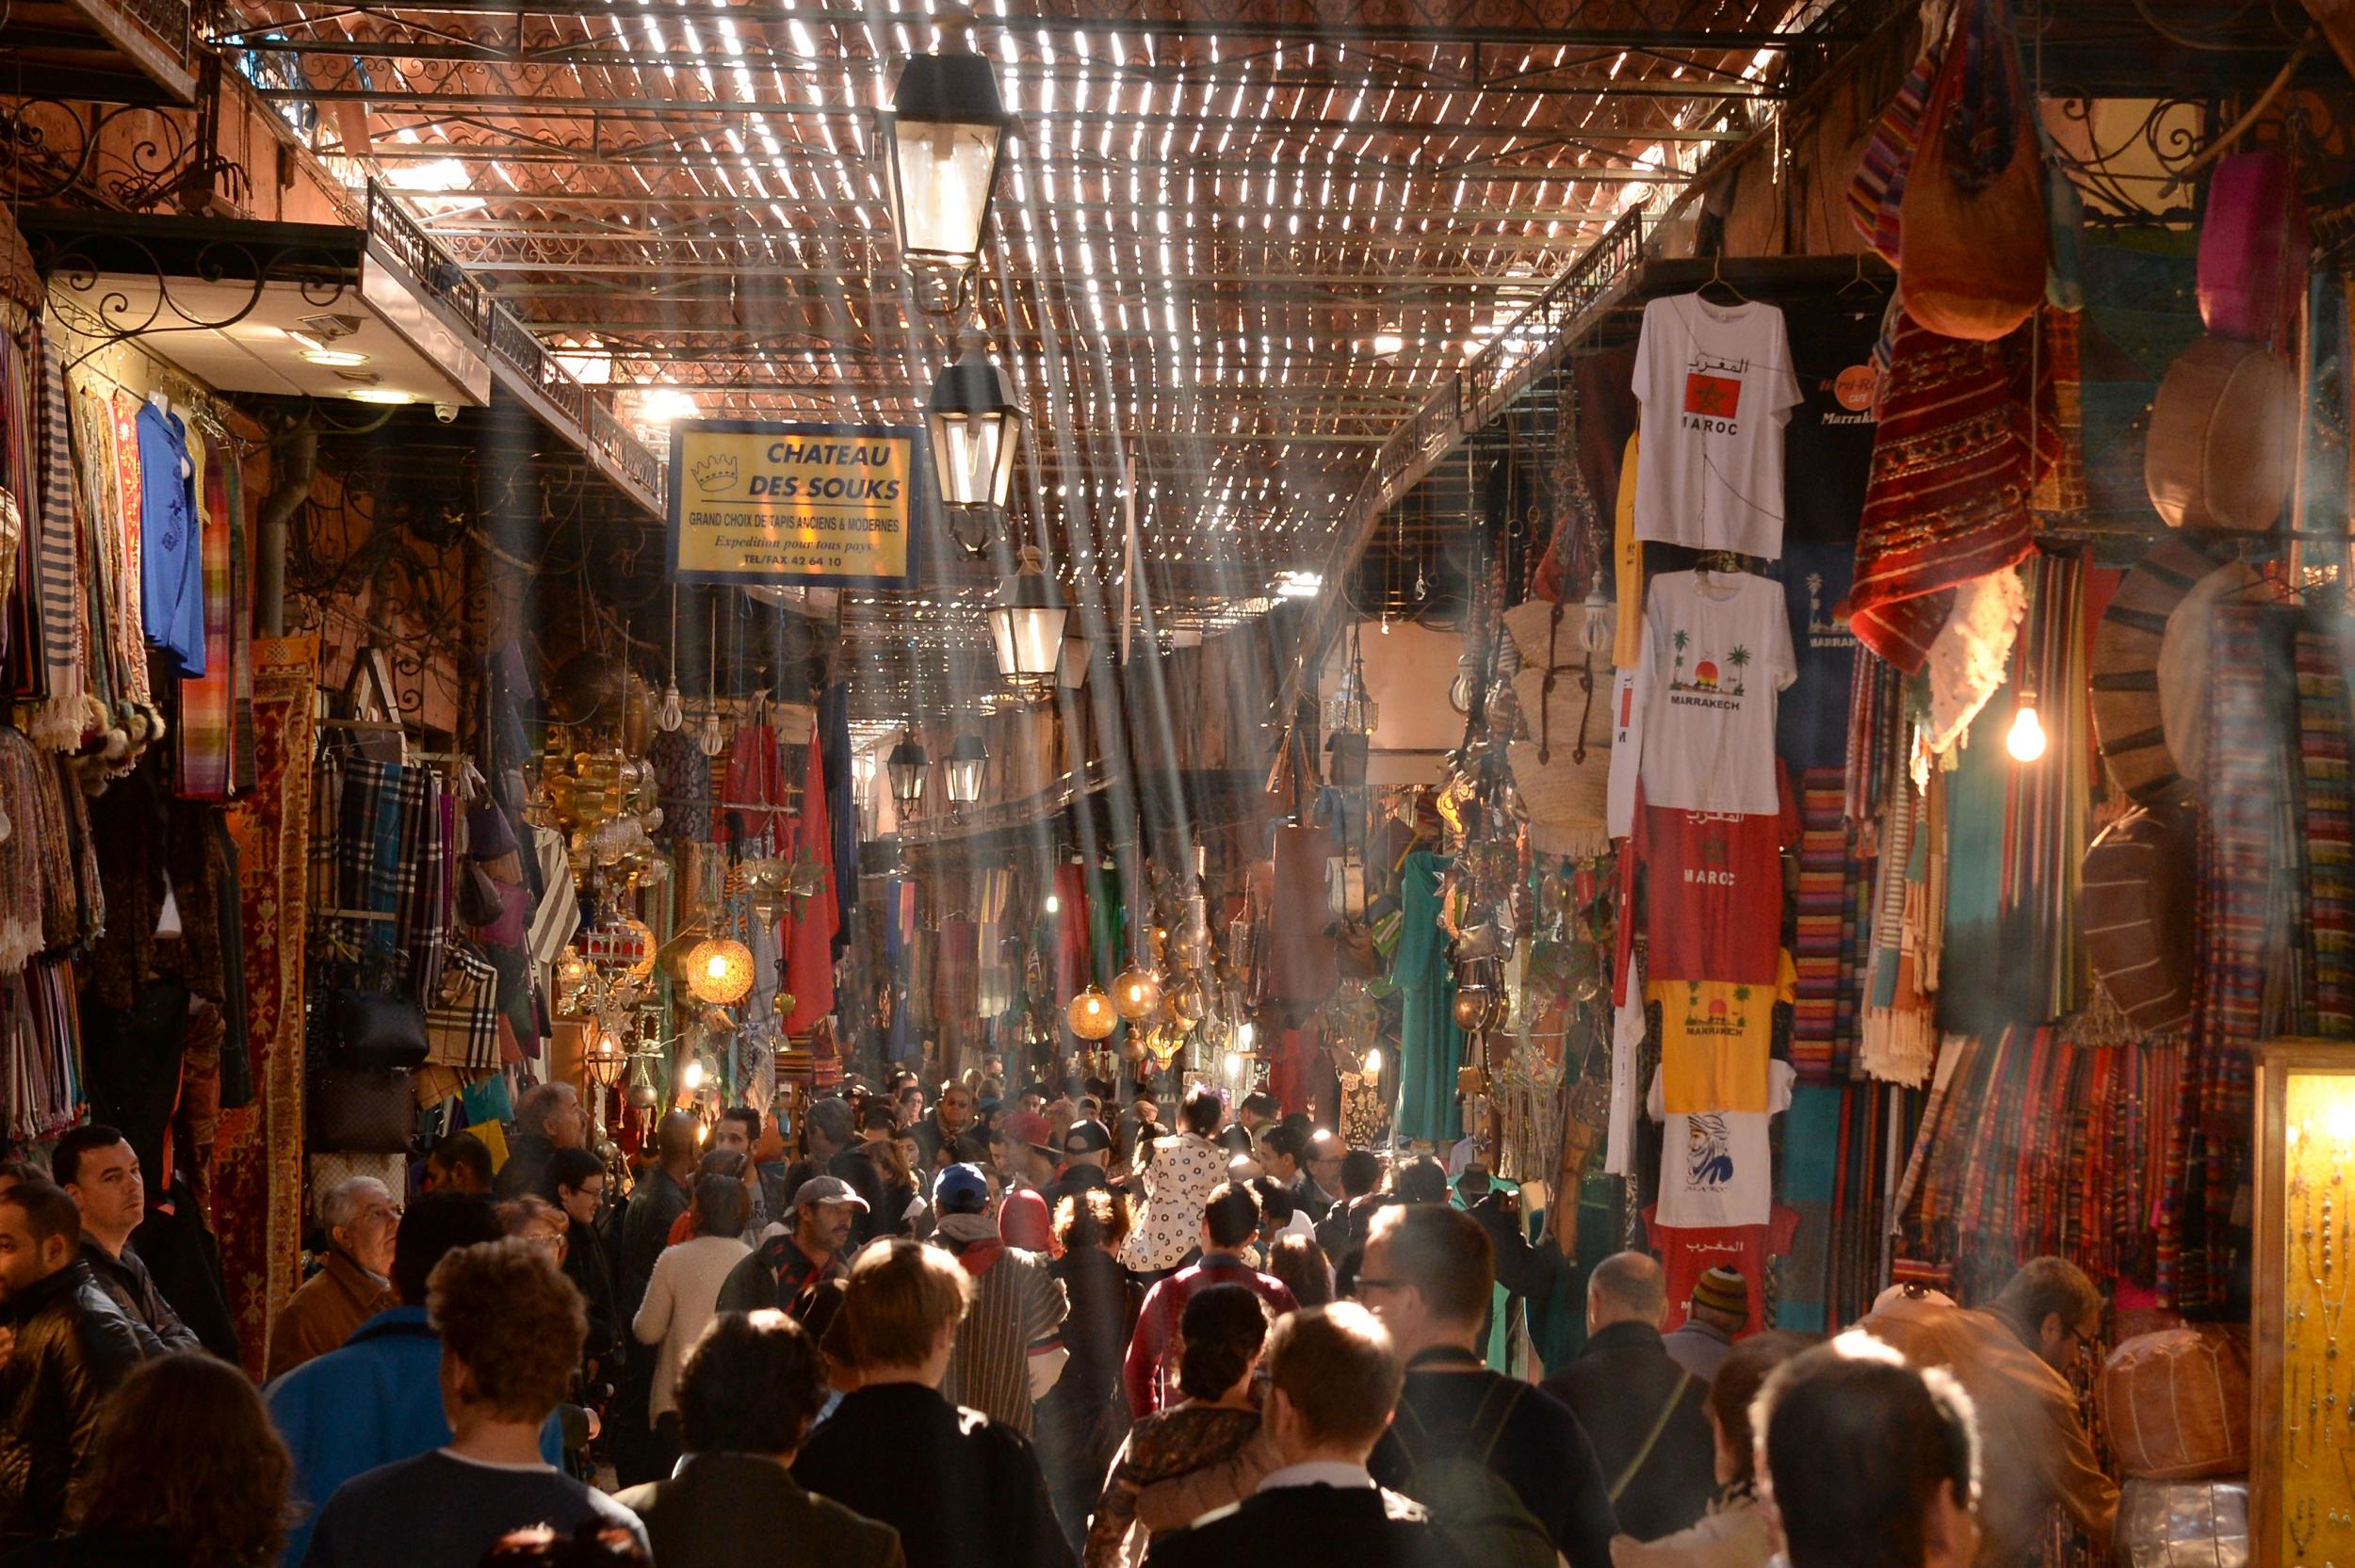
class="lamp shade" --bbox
[1113,962,1163,1023]
[885,732,930,810]
[1066,986,1117,1041]
[944,731,989,805]
[990,544,1068,684]
[927,334,1023,510]
[581,1027,628,1090]
[882,16,1009,301]
[687,937,755,1006]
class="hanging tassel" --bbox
[1578,584,1614,654]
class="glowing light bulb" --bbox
[706,952,730,981]
[658,683,684,732]
[1044,894,1062,914]
[1224,1050,1242,1078]
[2006,701,2047,763]
[682,1058,707,1092]
[1363,1047,1383,1082]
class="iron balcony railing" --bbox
[365,180,665,517]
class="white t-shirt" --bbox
[1623,570,1795,817]
[1648,1059,1794,1229]
[1632,294,1803,559]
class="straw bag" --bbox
[1897,0,2047,343]
[2144,333,2296,532]
[1503,600,1612,859]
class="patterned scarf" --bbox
[31,329,86,748]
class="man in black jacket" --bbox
[1363,1204,1616,1568]
[495,1081,586,1202]
[0,1176,157,1547]
[615,1309,903,1568]
[612,1110,699,1486]
[1144,1303,1453,1568]
[1536,1251,1717,1542]
[794,1238,1073,1568]
[52,1123,197,1352]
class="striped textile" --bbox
[31,331,83,746]
[1845,40,1941,264]
[1793,769,1852,1082]
[175,431,235,800]
[2297,630,2354,1037]
[940,1237,1067,1438]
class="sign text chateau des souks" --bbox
[667,420,927,588]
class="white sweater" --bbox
[632,1233,752,1418]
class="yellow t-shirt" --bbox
[1648,948,1797,1115]
[1613,430,1645,670]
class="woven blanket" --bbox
[216,636,317,1375]
[1794,769,1854,1082]
[1849,310,2055,672]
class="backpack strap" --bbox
[1610,1370,1695,1504]
[1389,1398,1437,1467]
[1463,1380,1529,1469]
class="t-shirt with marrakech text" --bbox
[1622,571,1796,821]
[1632,294,1803,559]
[300,1448,648,1568]
[1649,951,1798,1116]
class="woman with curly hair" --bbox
[0,1351,292,1568]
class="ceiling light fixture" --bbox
[347,388,415,405]
[302,348,370,368]
[881,10,1010,315]
[924,326,1024,535]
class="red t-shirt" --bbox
[1617,764,1796,998]
[1644,1204,1801,1336]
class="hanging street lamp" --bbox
[944,731,990,807]
[990,544,1069,687]
[926,329,1025,537]
[881,12,1011,315]
[885,731,931,816]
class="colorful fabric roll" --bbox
[2297,629,2354,1037]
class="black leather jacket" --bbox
[0,1260,158,1546]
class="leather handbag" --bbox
[330,988,431,1071]
[307,1066,418,1154]
[2197,152,2308,348]
[2143,333,2296,532]
[1897,0,2048,342]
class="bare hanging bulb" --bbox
[697,708,725,757]
[658,683,684,732]
[1580,583,1615,655]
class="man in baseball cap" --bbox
[1039,1119,1114,1220]
[716,1172,869,1334]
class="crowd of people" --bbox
[0,1074,2121,1568]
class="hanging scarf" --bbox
[31,330,88,748]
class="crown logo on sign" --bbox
[691,453,740,494]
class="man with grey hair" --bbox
[495,1080,586,1200]
[268,1175,400,1378]
[1536,1251,1716,1540]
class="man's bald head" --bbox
[657,1109,704,1173]
[1588,1251,1668,1332]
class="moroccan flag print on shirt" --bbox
[1648,950,1797,1115]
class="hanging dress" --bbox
[1392,849,1465,1146]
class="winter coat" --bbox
[0,1261,156,1547]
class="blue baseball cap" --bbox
[933,1162,992,1215]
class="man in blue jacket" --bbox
[266,1192,563,1565]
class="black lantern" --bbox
[944,731,989,806]
[885,731,931,813]
[926,329,1024,521]
[989,544,1068,687]
[881,13,1010,315]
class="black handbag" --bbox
[307,1066,418,1154]
[331,988,431,1071]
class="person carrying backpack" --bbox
[1361,1204,1618,1568]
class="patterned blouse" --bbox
[1117,1132,1226,1273]
[1083,1404,1264,1568]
